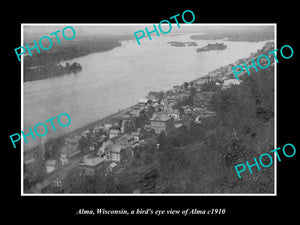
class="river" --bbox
[23,33,268,151]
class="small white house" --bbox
[107,162,118,173]
[45,159,57,173]
[222,79,241,90]
[109,129,120,139]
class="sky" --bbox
[23,24,274,42]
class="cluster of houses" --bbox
[27,114,147,193]
[25,42,277,193]
[202,41,275,87]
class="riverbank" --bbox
[24,62,82,82]
[26,41,274,155]
[27,103,138,154]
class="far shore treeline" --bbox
[190,26,274,42]
[23,26,274,82]
[23,35,133,82]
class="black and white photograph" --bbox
[22,24,275,195]
[5,4,299,221]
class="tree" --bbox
[183,82,189,89]
[157,131,167,149]
[190,86,196,96]
[64,168,106,193]
[143,154,154,166]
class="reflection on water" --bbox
[23,33,267,151]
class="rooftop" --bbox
[150,112,172,122]
[110,144,125,153]
[45,159,57,166]
[138,98,150,104]
[80,156,105,167]
[60,145,78,155]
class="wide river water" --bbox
[23,33,267,151]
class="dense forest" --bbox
[155,65,274,193]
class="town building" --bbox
[107,162,118,173]
[81,130,90,138]
[24,151,36,166]
[97,140,114,156]
[138,98,151,107]
[110,144,125,162]
[32,179,51,193]
[149,112,174,134]
[79,155,105,176]
[93,125,104,134]
[45,159,57,173]
[222,79,241,90]
[193,92,217,107]
[166,108,180,120]
[60,145,80,166]
[65,137,80,146]
[109,129,120,139]
[103,123,113,133]
[131,130,141,142]
[146,91,162,101]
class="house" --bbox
[24,151,35,165]
[165,95,178,106]
[52,177,63,188]
[97,140,114,156]
[133,189,141,194]
[182,105,193,114]
[93,125,104,134]
[149,112,174,134]
[130,107,144,117]
[32,179,51,193]
[60,145,81,165]
[131,130,141,142]
[45,159,57,173]
[116,134,134,146]
[81,130,90,138]
[177,93,190,101]
[174,123,183,129]
[122,114,131,120]
[146,91,162,101]
[151,99,160,109]
[80,155,105,176]
[127,135,135,145]
[193,107,207,115]
[107,162,118,173]
[166,108,180,120]
[120,119,128,133]
[222,79,241,90]
[65,137,79,146]
[193,92,217,107]
[110,144,125,162]
[195,75,210,85]
[109,129,120,139]
[138,98,151,107]
[98,134,107,143]
[103,123,113,132]
[160,99,169,111]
